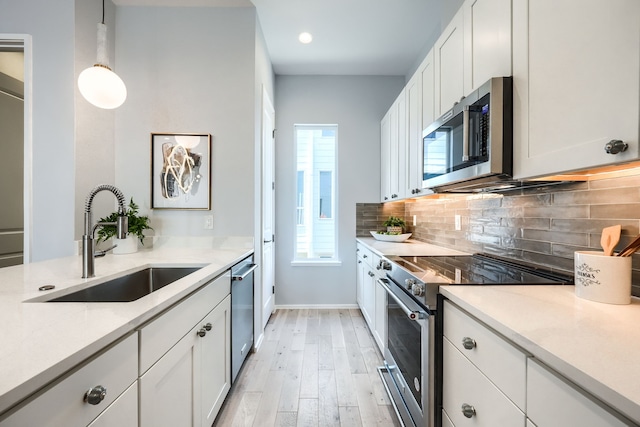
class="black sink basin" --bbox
[48,267,201,302]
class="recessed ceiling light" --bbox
[298,32,313,44]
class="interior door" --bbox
[261,87,275,329]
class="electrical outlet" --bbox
[204,215,213,230]
[413,215,417,226]
[455,214,461,231]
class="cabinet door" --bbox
[434,8,465,117]
[373,275,387,353]
[513,0,640,179]
[405,73,423,197]
[463,0,512,92]
[361,266,376,330]
[527,359,632,427]
[356,255,365,307]
[201,295,231,426]
[388,91,406,201]
[88,382,138,427]
[380,111,391,202]
[140,324,202,427]
[421,50,436,130]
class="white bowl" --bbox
[370,231,412,242]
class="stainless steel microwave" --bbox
[422,77,513,192]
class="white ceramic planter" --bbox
[113,235,139,255]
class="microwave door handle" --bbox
[462,106,470,162]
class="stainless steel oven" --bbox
[376,254,573,427]
[378,275,433,427]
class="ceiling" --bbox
[113,0,453,76]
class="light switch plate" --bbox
[204,215,213,229]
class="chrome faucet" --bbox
[82,185,128,278]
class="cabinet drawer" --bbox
[527,358,633,427]
[442,338,525,427]
[443,301,527,409]
[139,270,231,374]
[0,333,137,427]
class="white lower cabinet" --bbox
[373,273,387,353]
[0,333,138,427]
[442,338,525,426]
[356,242,386,354]
[527,358,634,427]
[139,273,231,427]
[444,300,637,427]
[0,269,234,427]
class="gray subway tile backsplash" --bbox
[355,175,640,297]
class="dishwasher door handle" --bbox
[232,264,258,281]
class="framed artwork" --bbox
[151,133,211,210]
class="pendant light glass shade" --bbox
[78,22,127,109]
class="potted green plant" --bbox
[382,216,406,235]
[96,198,152,253]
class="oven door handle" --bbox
[377,278,427,320]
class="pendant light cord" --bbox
[101,0,105,24]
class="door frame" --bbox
[0,34,32,264]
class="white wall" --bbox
[274,75,404,306]
[114,6,259,238]
[74,0,117,238]
[0,0,76,261]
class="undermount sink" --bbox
[47,267,202,302]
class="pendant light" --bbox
[77,0,127,109]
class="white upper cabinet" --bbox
[421,50,436,130]
[405,72,423,197]
[434,8,465,117]
[381,90,407,202]
[513,0,640,179]
[380,111,391,201]
[463,0,512,91]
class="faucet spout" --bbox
[82,185,128,278]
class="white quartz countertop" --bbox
[356,237,469,257]
[0,236,253,415]
[441,285,640,424]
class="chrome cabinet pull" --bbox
[84,385,107,405]
[204,323,212,331]
[604,139,628,154]
[462,337,476,350]
[461,403,476,418]
[197,328,207,337]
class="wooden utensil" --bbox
[618,233,640,257]
[600,225,621,256]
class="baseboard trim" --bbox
[274,304,360,310]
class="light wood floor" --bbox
[214,309,401,427]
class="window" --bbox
[294,125,338,261]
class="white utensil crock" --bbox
[574,251,631,304]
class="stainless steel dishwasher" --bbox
[231,255,257,382]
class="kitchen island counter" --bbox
[441,285,640,424]
[0,236,252,416]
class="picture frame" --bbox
[151,133,211,210]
